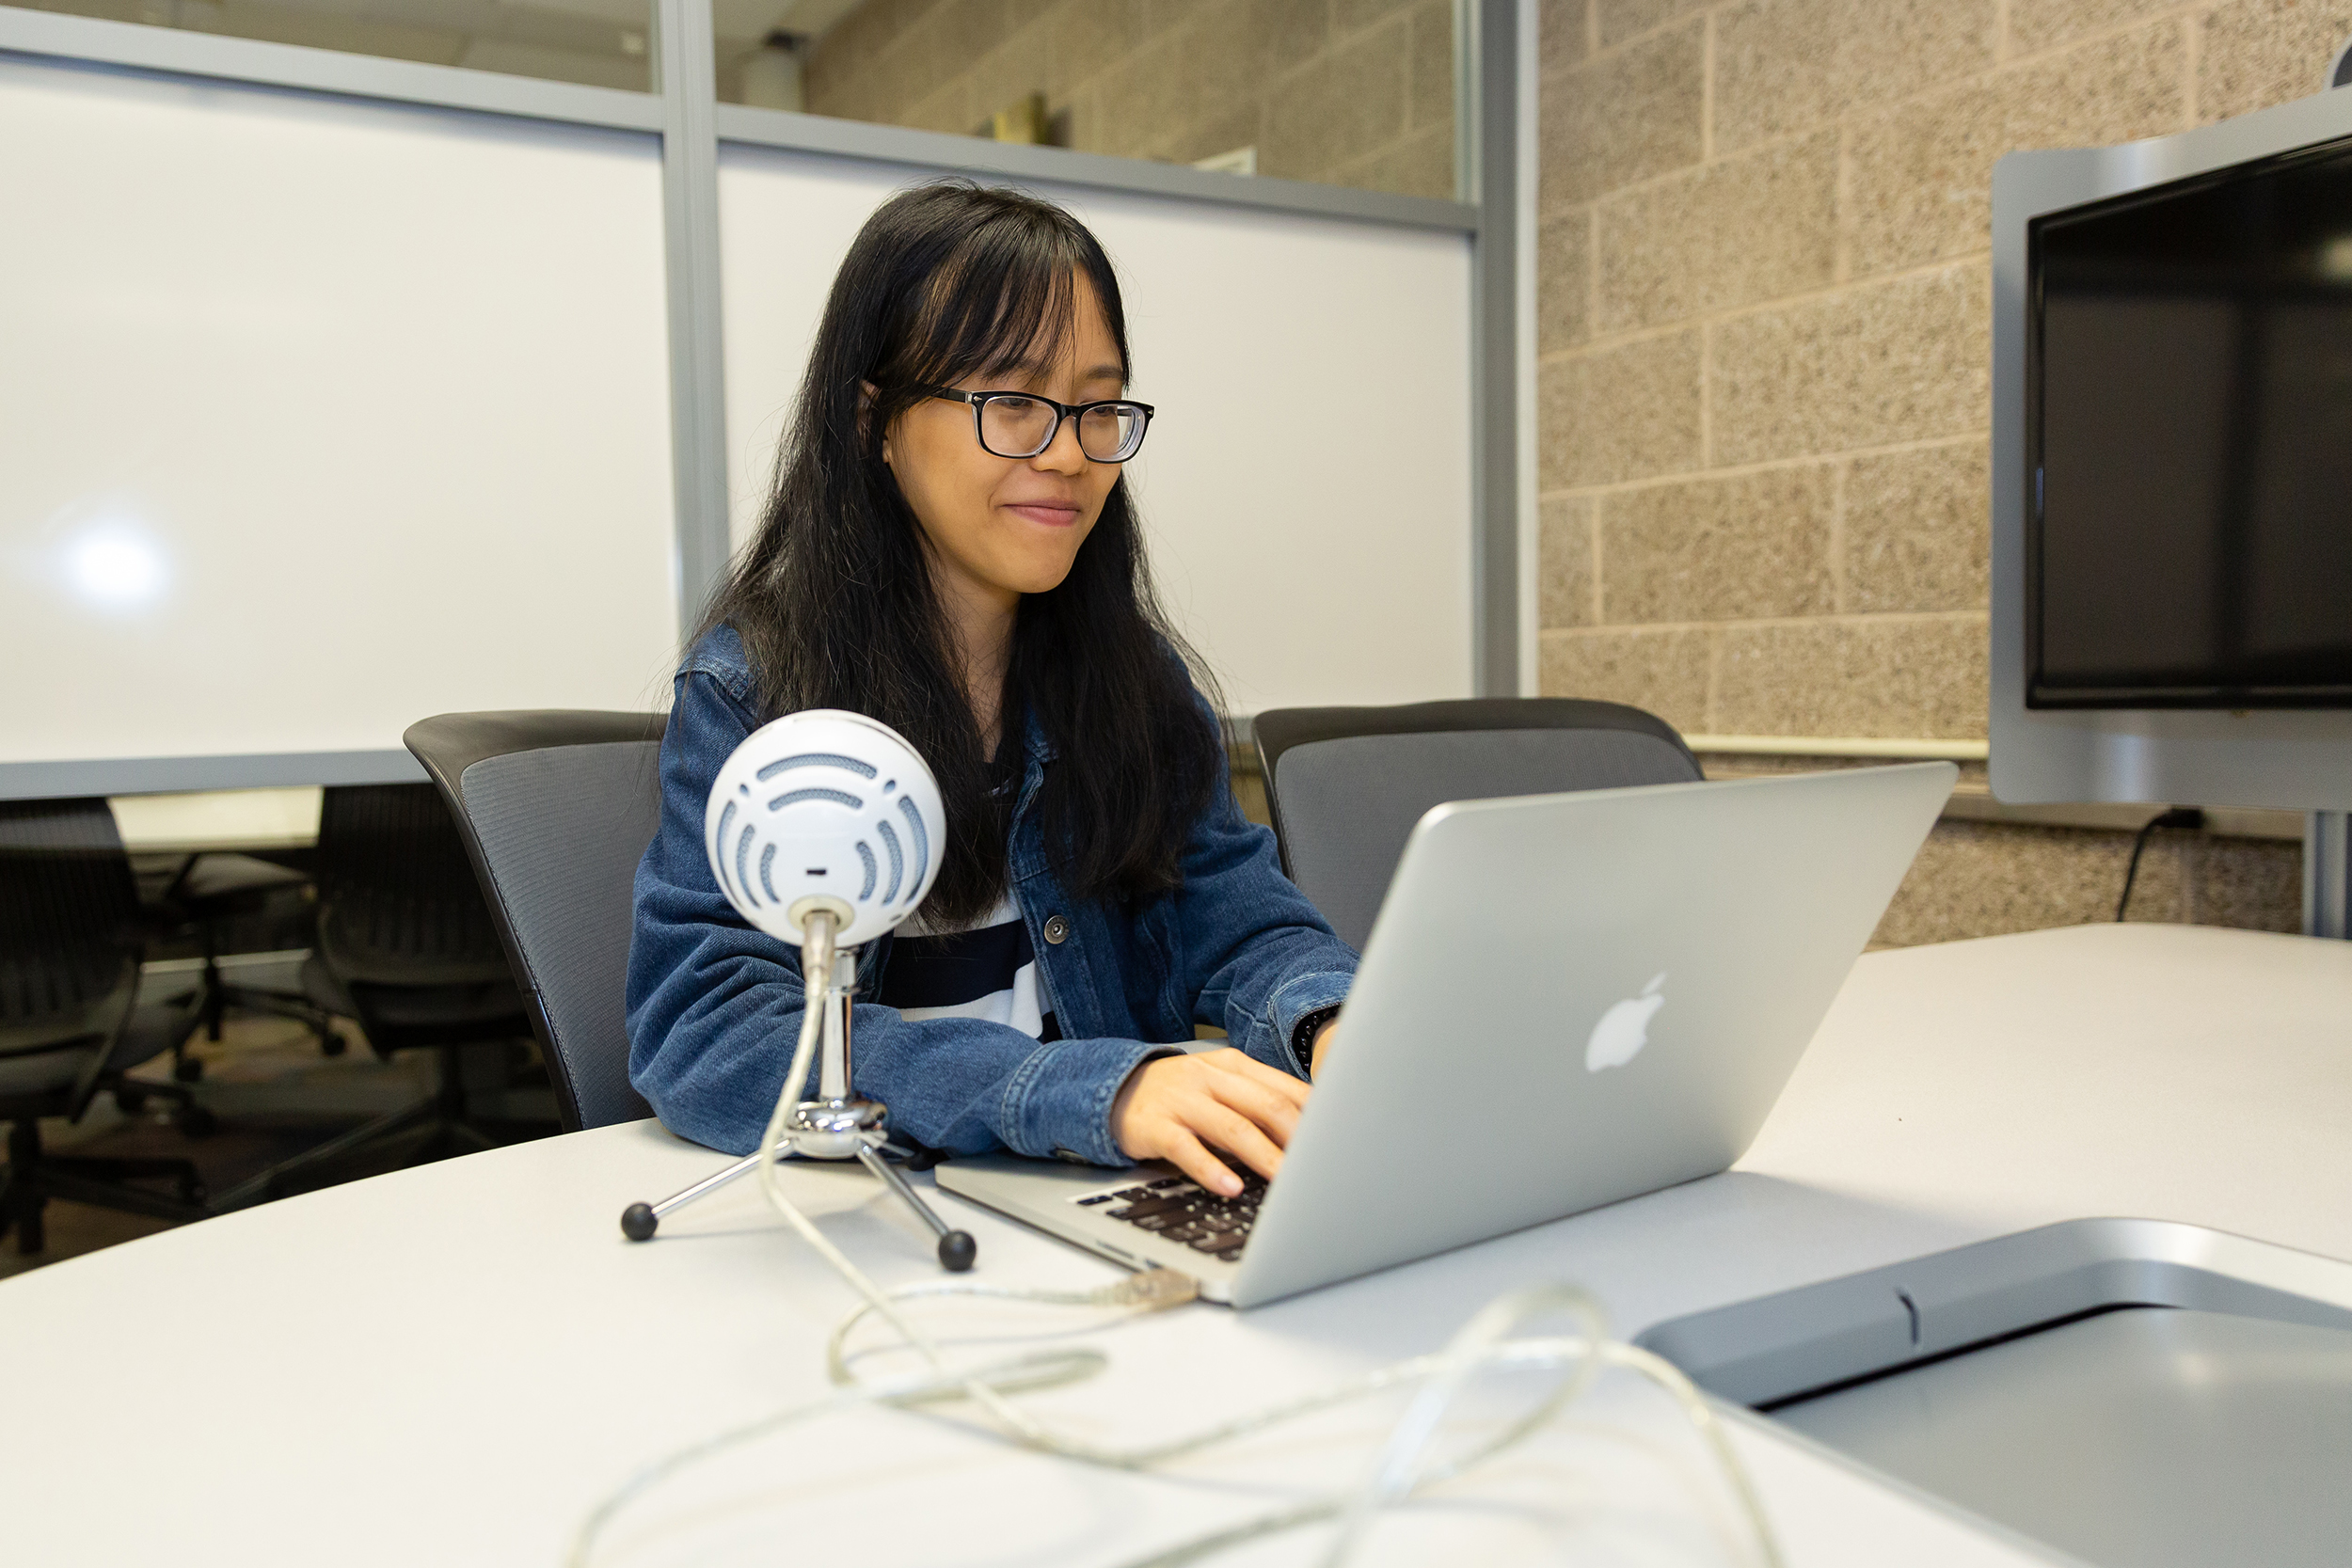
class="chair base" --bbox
[151,974,344,1086]
[215,983,342,1052]
[166,854,345,1065]
[110,1073,218,1139]
[0,1117,211,1257]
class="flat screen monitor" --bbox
[2027,134,2352,708]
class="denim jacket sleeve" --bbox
[623,638,1178,1163]
[1170,746,1360,1081]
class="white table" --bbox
[6,925,2347,1567]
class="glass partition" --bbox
[6,0,654,92]
[717,0,1460,202]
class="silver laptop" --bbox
[936,762,1955,1308]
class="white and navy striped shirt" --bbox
[877,894,1060,1041]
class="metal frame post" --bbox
[1465,0,1524,698]
[652,0,732,640]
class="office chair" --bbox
[223,784,538,1203]
[403,711,665,1132]
[1,800,211,1255]
[1251,699,1704,950]
[157,849,342,1069]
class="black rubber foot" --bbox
[319,1034,346,1057]
[621,1202,659,1242]
[938,1230,977,1272]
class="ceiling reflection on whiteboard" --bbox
[49,503,173,614]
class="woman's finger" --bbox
[1185,1100,1285,1185]
[1205,1073,1303,1147]
[1155,1125,1246,1196]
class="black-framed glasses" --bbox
[915,385,1155,464]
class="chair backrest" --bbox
[405,711,665,1132]
[314,784,516,988]
[0,799,142,1102]
[1252,699,1704,950]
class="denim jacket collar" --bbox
[1007,710,1055,884]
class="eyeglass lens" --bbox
[979,395,1146,462]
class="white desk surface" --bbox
[6,924,2347,1567]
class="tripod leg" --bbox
[855,1146,975,1272]
[619,1147,775,1241]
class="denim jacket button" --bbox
[1042,914,1071,945]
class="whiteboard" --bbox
[716,148,1476,717]
[0,57,680,792]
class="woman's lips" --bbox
[1005,501,1081,528]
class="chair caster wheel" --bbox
[115,1085,150,1115]
[938,1230,977,1273]
[621,1203,658,1242]
[173,1057,204,1084]
[318,1033,346,1058]
[174,1103,218,1139]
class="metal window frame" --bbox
[654,0,729,636]
[0,0,1523,800]
[1465,0,1523,700]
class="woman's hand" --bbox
[1109,1048,1311,1196]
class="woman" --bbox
[626,182,1353,1200]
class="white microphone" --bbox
[626,707,975,1271]
[702,708,946,945]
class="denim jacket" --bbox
[625,626,1359,1163]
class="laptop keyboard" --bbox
[1079,1172,1265,1264]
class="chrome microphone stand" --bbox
[620,918,976,1272]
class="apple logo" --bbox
[1584,972,1666,1072]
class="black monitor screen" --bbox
[2028,135,2352,707]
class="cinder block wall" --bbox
[803,0,1456,200]
[1536,0,2346,943]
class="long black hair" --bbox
[701,180,1223,928]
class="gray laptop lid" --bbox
[1228,762,1954,1307]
